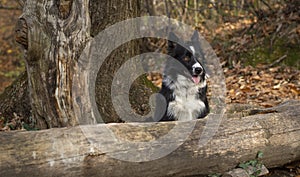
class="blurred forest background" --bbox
[1,0,299,109]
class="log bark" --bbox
[1,101,300,177]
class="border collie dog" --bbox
[154,31,209,121]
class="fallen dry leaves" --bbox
[225,64,300,107]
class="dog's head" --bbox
[165,31,207,85]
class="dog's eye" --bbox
[183,57,190,62]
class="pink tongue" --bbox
[192,76,200,84]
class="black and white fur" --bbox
[154,31,209,121]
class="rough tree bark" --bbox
[91,0,146,123]
[14,0,91,129]
[0,0,142,129]
[0,101,300,177]
[0,73,31,123]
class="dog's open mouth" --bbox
[182,70,201,84]
[192,75,200,84]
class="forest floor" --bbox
[0,1,299,177]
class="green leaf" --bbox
[238,163,249,169]
[249,160,258,166]
[257,151,264,159]
[254,169,262,176]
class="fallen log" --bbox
[0,101,300,177]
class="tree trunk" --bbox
[14,0,90,129]
[1,101,300,177]
[91,0,143,123]
[8,0,141,129]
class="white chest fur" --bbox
[167,75,206,121]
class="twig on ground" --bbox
[267,54,287,68]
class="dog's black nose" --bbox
[194,67,203,75]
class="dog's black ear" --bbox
[168,32,185,56]
[191,30,199,42]
[168,32,180,51]
[191,30,201,53]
